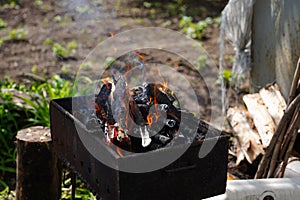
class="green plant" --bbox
[1,0,19,6]
[76,5,90,14]
[0,18,7,29]
[0,38,3,48]
[52,41,77,58]
[216,69,233,87]
[52,43,68,58]
[43,38,53,45]
[179,16,213,40]
[0,75,99,199]
[53,15,62,23]
[34,0,43,6]
[17,75,72,126]
[8,28,27,40]
[195,54,208,70]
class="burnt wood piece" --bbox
[16,126,61,200]
[94,82,218,152]
[95,82,114,124]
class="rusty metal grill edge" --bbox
[50,96,229,200]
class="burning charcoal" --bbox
[165,92,176,103]
[153,134,171,145]
[165,119,176,128]
[145,83,181,121]
[95,82,114,123]
[129,101,148,126]
[132,86,150,104]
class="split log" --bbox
[227,107,264,165]
[16,126,61,200]
[259,84,286,125]
[243,94,276,148]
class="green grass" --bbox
[0,75,96,199]
[0,76,72,178]
[0,75,86,198]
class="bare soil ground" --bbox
[0,0,230,82]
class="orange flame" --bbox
[146,114,152,125]
[101,77,113,83]
[160,81,168,91]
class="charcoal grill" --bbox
[50,96,229,200]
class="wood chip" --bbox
[259,84,287,125]
[227,107,264,165]
[243,94,276,148]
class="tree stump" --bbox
[16,126,61,200]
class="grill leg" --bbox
[71,172,76,200]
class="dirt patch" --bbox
[0,0,232,82]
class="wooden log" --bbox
[259,84,287,125]
[16,126,61,200]
[227,107,264,165]
[243,94,276,148]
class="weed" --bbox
[216,69,233,87]
[179,16,213,40]
[0,38,3,48]
[76,6,90,14]
[195,54,208,70]
[0,75,98,199]
[143,2,152,8]
[61,64,71,74]
[31,65,38,73]
[34,0,43,6]
[67,40,78,50]
[52,41,77,58]
[52,43,68,58]
[1,0,19,6]
[8,28,27,40]
[43,38,54,46]
[0,18,7,29]
[53,15,62,23]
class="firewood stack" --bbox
[227,57,300,178]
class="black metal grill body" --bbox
[50,97,228,200]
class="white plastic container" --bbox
[204,178,300,200]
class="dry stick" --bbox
[255,94,300,178]
[279,105,300,161]
[275,106,300,177]
[280,128,299,178]
[267,120,289,178]
[267,104,299,178]
[288,57,300,105]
